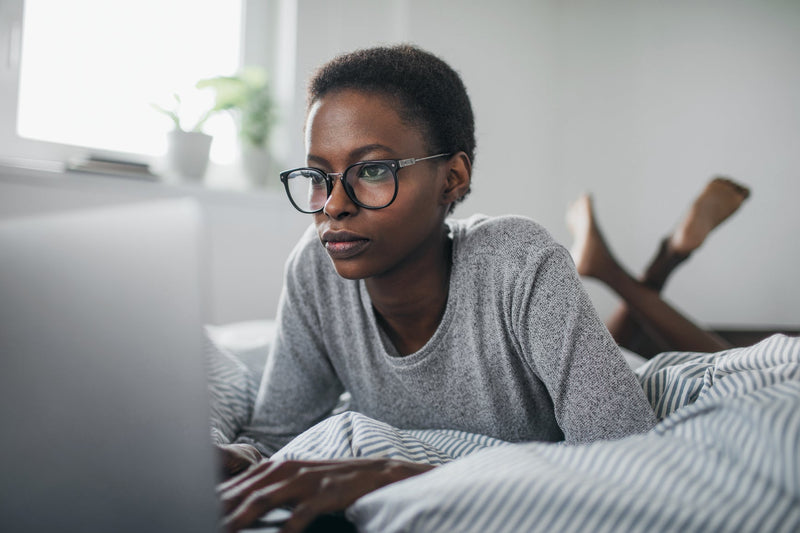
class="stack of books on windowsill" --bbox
[66,156,158,181]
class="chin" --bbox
[328,258,371,281]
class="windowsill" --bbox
[0,156,287,209]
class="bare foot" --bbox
[566,194,619,281]
[669,177,750,255]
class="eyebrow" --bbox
[307,143,397,168]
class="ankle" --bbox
[641,238,690,291]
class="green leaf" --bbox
[153,67,274,140]
[196,66,274,146]
[149,93,183,130]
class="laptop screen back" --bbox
[0,199,221,532]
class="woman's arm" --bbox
[515,245,657,443]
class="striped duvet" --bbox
[208,334,800,532]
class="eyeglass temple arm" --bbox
[397,153,450,168]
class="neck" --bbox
[365,226,452,356]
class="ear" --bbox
[440,152,472,206]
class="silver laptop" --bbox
[0,199,221,532]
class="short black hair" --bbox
[308,44,475,209]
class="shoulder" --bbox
[449,214,580,299]
[449,214,566,264]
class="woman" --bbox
[217,44,656,532]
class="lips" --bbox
[321,230,370,259]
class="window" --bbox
[0,0,294,180]
[19,0,242,161]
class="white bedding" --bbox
[346,334,800,532]
[206,331,800,532]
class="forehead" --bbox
[305,89,427,158]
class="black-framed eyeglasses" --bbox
[279,153,450,214]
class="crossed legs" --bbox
[567,177,750,358]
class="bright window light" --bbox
[17,0,242,162]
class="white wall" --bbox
[542,1,800,328]
[4,1,798,328]
[284,0,800,328]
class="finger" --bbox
[225,463,360,531]
[224,481,287,532]
[219,461,282,513]
[240,444,263,464]
[222,460,377,527]
[281,501,327,533]
[216,444,263,479]
[224,472,319,533]
[221,461,328,524]
[221,453,253,479]
[280,466,391,533]
[283,463,403,533]
[222,460,309,505]
[217,459,271,495]
[279,476,351,533]
[220,459,341,496]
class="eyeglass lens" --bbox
[284,162,396,212]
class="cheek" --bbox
[397,175,446,218]
[380,183,445,239]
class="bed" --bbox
[206,327,800,532]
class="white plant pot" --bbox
[241,144,272,188]
[166,130,212,180]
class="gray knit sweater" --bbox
[239,214,656,455]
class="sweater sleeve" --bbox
[235,235,345,456]
[512,244,657,443]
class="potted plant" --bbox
[152,66,274,184]
[197,66,275,186]
[152,93,216,181]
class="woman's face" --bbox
[305,89,450,280]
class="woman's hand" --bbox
[216,443,263,479]
[218,458,435,533]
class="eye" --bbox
[355,163,391,182]
[300,169,326,187]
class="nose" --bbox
[323,176,357,219]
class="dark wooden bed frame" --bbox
[712,327,800,347]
